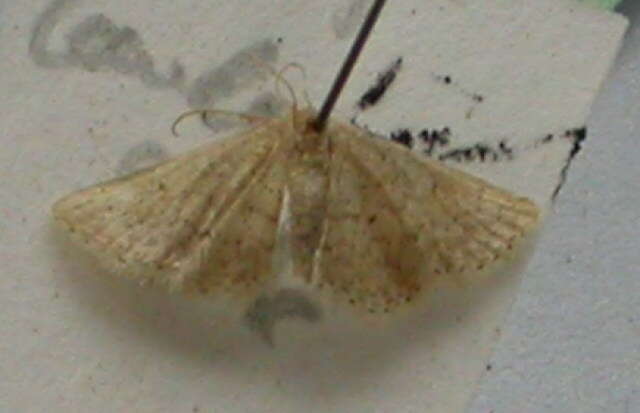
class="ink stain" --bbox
[498,140,514,158]
[552,127,587,200]
[30,1,184,88]
[358,57,403,110]
[118,141,169,175]
[30,1,284,125]
[438,139,514,163]
[434,73,485,118]
[420,128,451,155]
[381,126,453,157]
[390,128,414,148]
[187,39,280,109]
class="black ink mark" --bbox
[387,127,452,153]
[498,140,514,158]
[439,140,513,163]
[552,127,587,201]
[419,128,451,155]
[357,57,403,110]
[390,128,413,148]
[357,117,582,172]
[434,73,485,119]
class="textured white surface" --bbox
[0,1,630,412]
[469,2,640,412]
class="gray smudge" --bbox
[30,0,184,89]
[117,141,169,175]
[244,289,321,345]
[247,91,287,118]
[187,39,280,109]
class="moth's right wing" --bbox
[53,121,287,295]
[317,126,539,314]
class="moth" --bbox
[53,0,539,316]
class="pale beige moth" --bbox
[52,0,540,316]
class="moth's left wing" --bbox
[53,122,286,295]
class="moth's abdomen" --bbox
[286,149,331,284]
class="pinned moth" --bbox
[53,0,539,316]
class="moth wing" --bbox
[317,127,540,313]
[53,123,286,294]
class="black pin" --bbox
[310,0,388,132]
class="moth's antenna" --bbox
[310,0,387,132]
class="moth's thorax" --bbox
[277,107,327,154]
